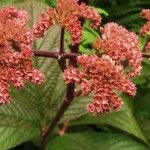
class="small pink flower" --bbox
[140,9,150,20]
[140,21,150,35]
[63,54,136,115]
[33,8,55,38]
[140,9,150,35]
[0,6,45,104]
[93,22,142,77]
[87,92,123,115]
[144,41,150,51]
[63,66,83,84]
[33,0,101,45]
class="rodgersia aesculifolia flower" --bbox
[0,6,44,104]
[63,54,138,115]
[140,9,150,51]
[140,9,150,35]
[93,22,142,77]
[33,0,101,45]
[63,23,143,115]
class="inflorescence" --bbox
[140,9,150,51]
[0,0,144,116]
[33,0,101,45]
[0,6,44,104]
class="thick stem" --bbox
[60,28,65,54]
[41,0,89,149]
[33,51,78,59]
[69,44,79,66]
[58,28,66,71]
[142,53,150,58]
[41,83,75,150]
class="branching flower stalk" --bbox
[33,50,150,59]
[40,0,90,148]
[33,50,78,59]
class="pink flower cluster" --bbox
[140,9,150,20]
[33,0,101,45]
[63,55,136,115]
[0,7,44,104]
[93,22,142,77]
[144,41,150,51]
[140,9,150,35]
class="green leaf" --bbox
[0,0,14,6]
[61,96,92,122]
[48,132,147,150]
[139,36,150,51]
[79,25,98,54]
[135,86,150,120]
[139,120,150,140]
[0,89,40,149]
[36,0,56,6]
[134,86,150,139]
[95,7,109,16]
[68,96,148,144]
[133,60,150,85]
[0,90,40,128]
[0,127,38,150]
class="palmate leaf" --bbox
[62,96,148,144]
[0,0,66,149]
[47,132,147,150]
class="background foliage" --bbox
[0,0,150,149]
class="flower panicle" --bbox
[33,8,55,38]
[63,54,136,115]
[33,0,101,45]
[93,22,142,77]
[140,9,150,20]
[140,9,150,35]
[0,6,28,26]
[0,6,45,104]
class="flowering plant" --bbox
[0,0,150,150]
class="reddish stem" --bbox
[33,51,78,59]
[142,53,150,58]
[40,0,89,149]
[58,28,66,71]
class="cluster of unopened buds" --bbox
[0,0,145,116]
